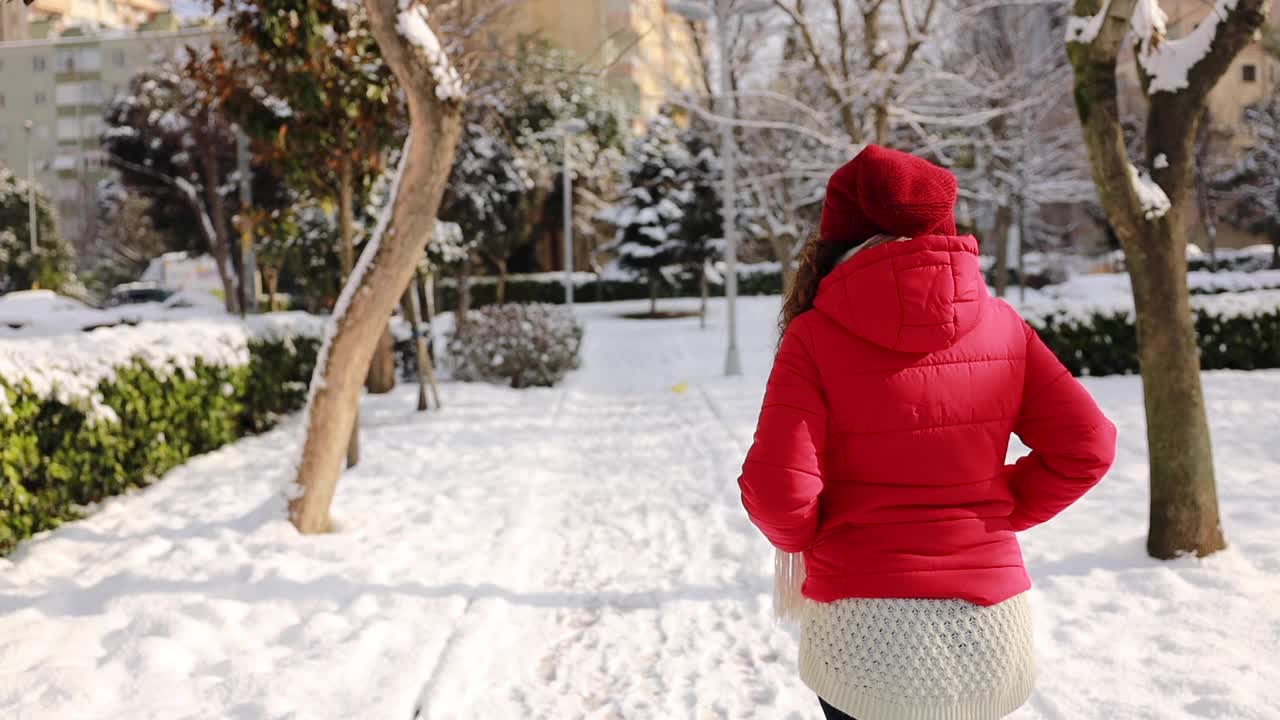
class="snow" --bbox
[0,311,323,418]
[1153,153,1169,169]
[2,296,1279,718]
[1065,0,1112,44]
[0,291,113,336]
[1136,0,1239,94]
[395,3,465,101]
[0,320,247,421]
[1128,163,1172,220]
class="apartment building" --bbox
[0,18,220,245]
[501,0,699,120]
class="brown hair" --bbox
[779,231,861,339]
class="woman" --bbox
[738,145,1117,720]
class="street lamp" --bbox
[23,120,37,255]
[559,117,589,309]
[668,0,771,376]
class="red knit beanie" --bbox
[819,144,958,245]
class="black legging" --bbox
[819,698,856,720]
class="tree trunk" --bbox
[494,256,508,306]
[289,0,464,534]
[401,286,430,411]
[334,153,362,465]
[337,154,356,280]
[699,264,708,330]
[1065,0,1265,558]
[649,273,658,316]
[768,232,799,297]
[264,265,280,311]
[1270,229,1280,269]
[992,204,1012,298]
[455,257,472,330]
[1128,217,1224,558]
[366,326,397,394]
[199,140,240,314]
[1016,198,1029,305]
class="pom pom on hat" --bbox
[819,144,958,245]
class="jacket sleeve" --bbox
[1006,322,1118,531]
[738,321,827,552]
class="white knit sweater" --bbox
[799,594,1036,720]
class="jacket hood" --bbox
[813,235,988,353]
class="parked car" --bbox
[107,282,173,307]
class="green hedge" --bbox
[437,270,783,311]
[0,336,318,555]
[1031,307,1280,377]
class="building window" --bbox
[35,91,48,105]
[33,56,47,71]
[1242,64,1257,83]
[112,49,126,67]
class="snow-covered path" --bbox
[2,297,1279,720]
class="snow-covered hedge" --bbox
[448,304,583,388]
[1021,290,1280,376]
[0,315,322,554]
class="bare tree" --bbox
[944,2,1094,296]
[289,0,464,534]
[1066,0,1269,558]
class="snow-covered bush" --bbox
[0,319,321,554]
[448,304,583,388]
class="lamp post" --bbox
[559,118,589,309]
[23,120,37,255]
[668,0,770,376]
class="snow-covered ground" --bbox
[2,296,1278,719]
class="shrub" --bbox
[449,303,583,388]
[437,265,784,311]
[0,326,318,555]
[1026,294,1280,376]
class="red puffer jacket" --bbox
[739,235,1117,606]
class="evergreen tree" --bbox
[0,167,74,293]
[676,125,724,282]
[438,117,531,304]
[602,116,691,314]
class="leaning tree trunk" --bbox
[334,153,362,465]
[289,0,464,534]
[648,273,659,316]
[1067,0,1265,558]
